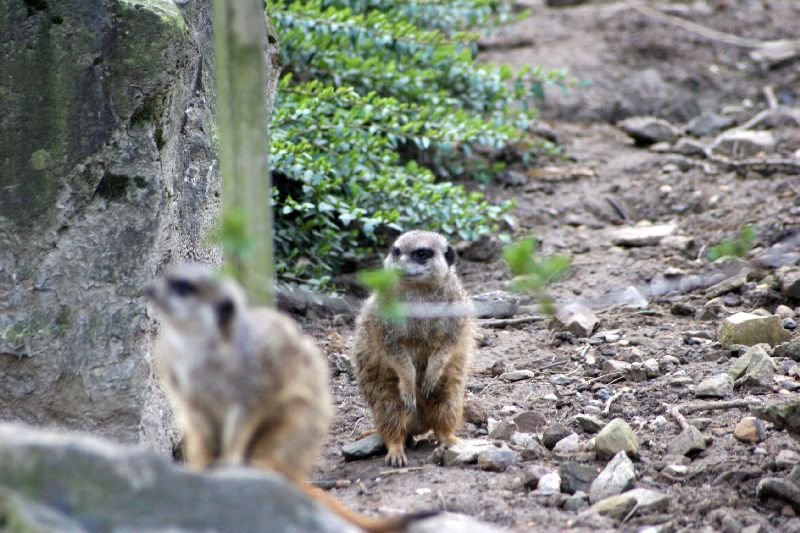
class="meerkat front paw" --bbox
[421,372,440,398]
[400,389,417,413]
[385,441,408,467]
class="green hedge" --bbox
[270,0,564,288]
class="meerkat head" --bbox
[145,264,245,339]
[384,230,456,285]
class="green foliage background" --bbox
[269,0,565,288]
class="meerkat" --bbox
[353,230,475,467]
[146,264,429,532]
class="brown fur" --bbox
[353,231,475,466]
[147,264,425,532]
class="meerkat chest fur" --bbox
[361,229,472,363]
[159,316,277,412]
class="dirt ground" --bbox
[298,1,800,531]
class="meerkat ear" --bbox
[215,298,236,338]
[445,245,456,266]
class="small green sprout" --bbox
[357,267,406,322]
[503,238,571,316]
[707,224,756,261]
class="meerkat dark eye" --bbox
[410,248,434,264]
[168,278,198,297]
[444,245,456,266]
[392,247,401,258]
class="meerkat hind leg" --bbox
[178,408,218,470]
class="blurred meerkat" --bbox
[353,230,475,467]
[146,264,428,532]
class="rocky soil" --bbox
[302,1,800,531]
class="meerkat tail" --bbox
[297,482,439,533]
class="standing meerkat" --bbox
[353,230,475,467]
[146,264,428,532]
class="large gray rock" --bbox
[589,451,636,503]
[0,1,279,451]
[718,312,791,348]
[0,423,357,532]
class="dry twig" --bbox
[479,315,544,328]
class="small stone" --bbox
[686,112,735,137]
[520,438,549,461]
[542,393,558,402]
[594,388,612,401]
[575,414,605,434]
[329,352,355,379]
[489,419,518,441]
[589,451,636,503]
[537,472,562,496]
[719,312,791,348]
[669,376,694,387]
[671,302,695,316]
[595,418,639,460]
[555,303,599,338]
[709,129,776,158]
[588,492,636,520]
[695,374,734,398]
[751,402,800,435]
[442,439,494,467]
[642,358,660,379]
[618,116,680,145]
[649,415,668,430]
[667,425,707,457]
[734,417,767,443]
[777,450,800,470]
[603,359,632,375]
[775,340,800,362]
[757,477,800,510]
[342,432,386,461]
[688,417,713,431]
[776,305,796,320]
[477,445,518,472]
[784,318,798,330]
[697,297,727,321]
[731,345,774,392]
[776,267,800,300]
[553,433,581,456]
[590,488,668,519]
[542,424,573,450]
[611,224,676,247]
[510,432,534,448]
[499,369,535,382]
[471,290,519,318]
[671,137,706,156]
[463,399,488,426]
[705,273,747,298]
[563,491,590,512]
[659,355,680,368]
[583,405,602,416]
[662,464,688,477]
[559,462,601,495]
[522,464,555,488]
[513,411,547,434]
[550,374,578,386]
[487,360,512,377]
[661,234,695,251]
